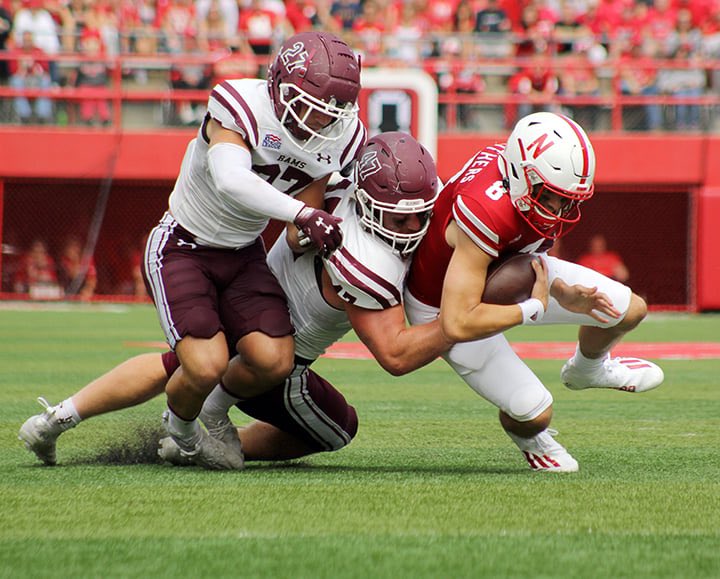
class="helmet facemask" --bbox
[278,83,359,153]
[355,185,435,257]
[515,161,593,239]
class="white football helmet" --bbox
[498,112,595,239]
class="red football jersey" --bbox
[407,144,549,308]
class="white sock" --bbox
[52,398,82,432]
[570,345,608,373]
[165,407,201,449]
[202,383,241,421]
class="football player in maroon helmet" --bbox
[19,132,452,468]
[129,32,365,468]
[354,131,439,256]
[268,31,361,153]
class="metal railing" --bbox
[0,52,719,133]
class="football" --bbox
[481,253,536,305]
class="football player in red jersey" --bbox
[405,112,664,472]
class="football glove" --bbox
[294,206,343,257]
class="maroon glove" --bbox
[294,206,343,257]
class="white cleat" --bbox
[508,429,579,473]
[160,411,244,471]
[562,356,664,393]
[176,430,245,471]
[18,397,61,466]
[157,436,193,466]
[199,408,244,465]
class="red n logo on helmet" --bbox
[526,133,555,159]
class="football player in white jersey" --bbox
[19,133,451,468]
[159,131,448,464]
[141,31,367,468]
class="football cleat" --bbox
[561,356,664,393]
[199,408,244,465]
[160,411,244,471]
[176,430,244,471]
[18,397,62,466]
[157,436,193,466]
[507,429,579,473]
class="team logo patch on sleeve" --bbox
[262,133,283,149]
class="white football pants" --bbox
[404,255,632,422]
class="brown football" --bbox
[481,253,536,305]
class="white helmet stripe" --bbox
[558,114,591,184]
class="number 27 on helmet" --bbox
[268,31,361,154]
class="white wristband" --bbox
[519,298,545,325]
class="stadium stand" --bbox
[0,0,720,310]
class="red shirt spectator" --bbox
[585,0,623,39]
[425,0,458,30]
[352,0,386,61]
[160,0,196,52]
[644,0,677,49]
[238,0,282,56]
[58,236,97,299]
[13,239,61,298]
[683,0,712,27]
[514,3,555,57]
[8,38,50,77]
[577,234,629,282]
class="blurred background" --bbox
[0,0,718,311]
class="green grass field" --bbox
[1,304,719,578]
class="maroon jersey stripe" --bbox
[340,122,366,167]
[283,370,348,450]
[329,255,394,309]
[326,178,352,193]
[211,81,259,145]
[333,245,402,305]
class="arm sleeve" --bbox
[207,142,305,223]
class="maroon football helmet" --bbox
[354,132,439,256]
[267,31,360,153]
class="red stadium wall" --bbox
[697,187,720,310]
[1,129,719,310]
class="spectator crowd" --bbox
[1,0,719,129]
[3,233,146,300]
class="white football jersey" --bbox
[169,78,366,249]
[268,178,410,361]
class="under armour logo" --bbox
[177,239,197,249]
[316,153,332,164]
[315,217,334,234]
